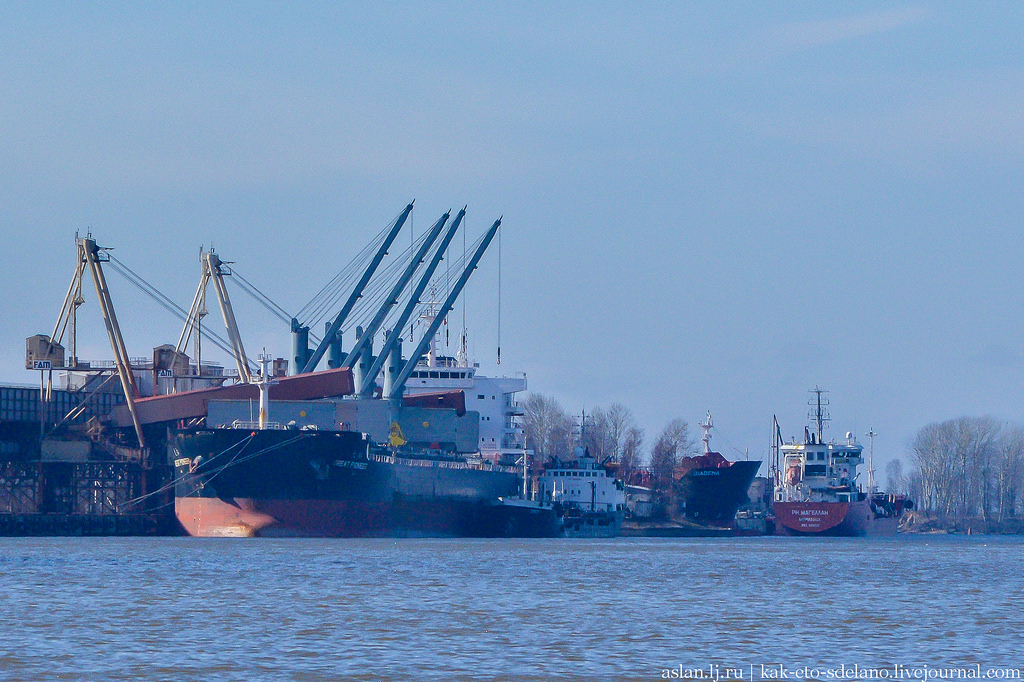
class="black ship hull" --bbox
[677,460,761,522]
[170,428,526,538]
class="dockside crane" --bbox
[361,207,466,396]
[298,202,414,375]
[386,217,501,401]
[38,236,147,448]
[176,249,253,383]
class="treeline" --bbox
[521,393,697,492]
[889,416,1024,525]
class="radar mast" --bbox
[808,386,830,442]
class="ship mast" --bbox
[699,411,713,454]
[808,386,830,442]
[866,427,877,493]
[255,351,277,430]
[771,415,783,494]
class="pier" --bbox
[0,385,176,536]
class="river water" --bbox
[0,535,1020,681]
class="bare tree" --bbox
[522,394,575,460]
[885,457,907,496]
[582,403,639,464]
[619,426,644,483]
[650,418,695,497]
[995,426,1024,519]
[582,406,610,461]
[910,416,1000,523]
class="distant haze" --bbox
[2,3,1023,475]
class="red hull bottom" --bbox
[774,500,899,537]
[177,497,496,538]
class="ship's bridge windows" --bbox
[804,464,827,476]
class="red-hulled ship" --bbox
[171,427,535,537]
[168,358,555,538]
[772,388,912,537]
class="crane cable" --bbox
[105,255,254,368]
[493,220,497,364]
[228,268,293,327]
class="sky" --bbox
[1,2,1023,477]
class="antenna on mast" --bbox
[866,427,877,493]
[808,386,830,441]
[771,415,780,490]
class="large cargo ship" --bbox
[674,413,761,523]
[169,358,548,537]
[772,388,911,537]
[171,425,532,537]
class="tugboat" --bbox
[772,388,913,536]
[538,447,626,538]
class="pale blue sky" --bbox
[2,2,1023,471]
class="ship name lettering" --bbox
[333,460,368,470]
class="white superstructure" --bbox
[399,307,527,462]
[776,432,864,504]
[538,451,625,513]
[774,387,865,504]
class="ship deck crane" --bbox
[362,207,466,395]
[345,210,450,393]
[299,202,414,374]
[387,217,501,401]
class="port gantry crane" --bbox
[176,249,254,384]
[32,205,503,451]
[40,236,147,448]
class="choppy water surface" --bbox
[0,535,1020,680]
